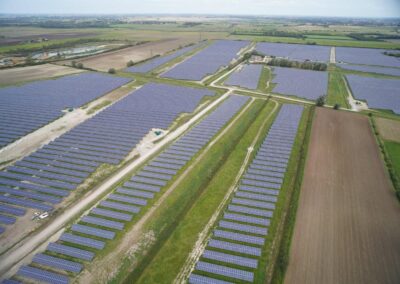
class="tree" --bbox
[315,95,326,107]
[71,60,76,67]
[333,103,340,110]
[76,62,83,69]
[108,68,116,74]
[126,60,134,67]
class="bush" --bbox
[333,103,340,110]
[127,60,134,67]
[108,68,116,74]
[315,95,326,107]
[76,62,83,69]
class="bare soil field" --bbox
[62,38,197,71]
[376,117,400,143]
[0,63,86,85]
[285,108,400,284]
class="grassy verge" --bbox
[133,100,277,283]
[269,105,314,283]
[370,115,400,202]
[257,65,272,93]
[109,99,267,283]
[326,70,350,108]
[86,100,112,114]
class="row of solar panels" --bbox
[125,43,204,74]
[224,64,264,90]
[189,104,304,283]
[0,83,215,235]
[0,73,132,148]
[6,95,248,284]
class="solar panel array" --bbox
[190,104,303,283]
[271,67,328,100]
[162,40,250,81]
[224,64,263,90]
[13,95,248,283]
[0,83,214,235]
[337,63,400,77]
[346,74,400,114]
[256,42,330,62]
[125,43,202,73]
[336,47,400,68]
[0,72,131,148]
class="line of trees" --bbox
[267,58,328,71]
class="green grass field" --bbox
[326,70,350,108]
[384,141,400,182]
[108,99,267,283]
[132,100,277,283]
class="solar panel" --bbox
[47,242,94,261]
[130,176,167,187]
[149,161,182,170]
[236,191,278,203]
[207,239,261,257]
[189,274,233,284]
[123,181,161,193]
[244,174,283,185]
[195,261,254,282]
[0,214,16,225]
[239,185,279,196]
[116,188,154,199]
[0,196,53,211]
[219,220,268,236]
[59,233,105,250]
[71,224,115,240]
[107,194,147,206]
[99,201,140,213]
[17,265,69,284]
[0,204,26,216]
[241,178,281,190]
[136,171,172,181]
[143,166,177,176]
[227,205,273,218]
[81,215,124,230]
[223,212,270,226]
[213,229,265,246]
[202,249,258,268]
[90,207,132,221]
[32,253,82,273]
[0,186,62,204]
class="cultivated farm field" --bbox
[285,108,400,284]
[376,117,400,142]
[61,38,199,72]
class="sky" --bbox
[0,0,399,18]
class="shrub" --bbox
[315,95,326,107]
[333,103,340,110]
[76,62,83,69]
[127,60,134,67]
[108,68,116,74]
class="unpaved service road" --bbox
[285,108,400,284]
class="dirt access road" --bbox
[285,108,400,284]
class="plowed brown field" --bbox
[285,108,400,284]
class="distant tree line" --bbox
[231,30,305,39]
[267,58,327,71]
[348,33,400,42]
